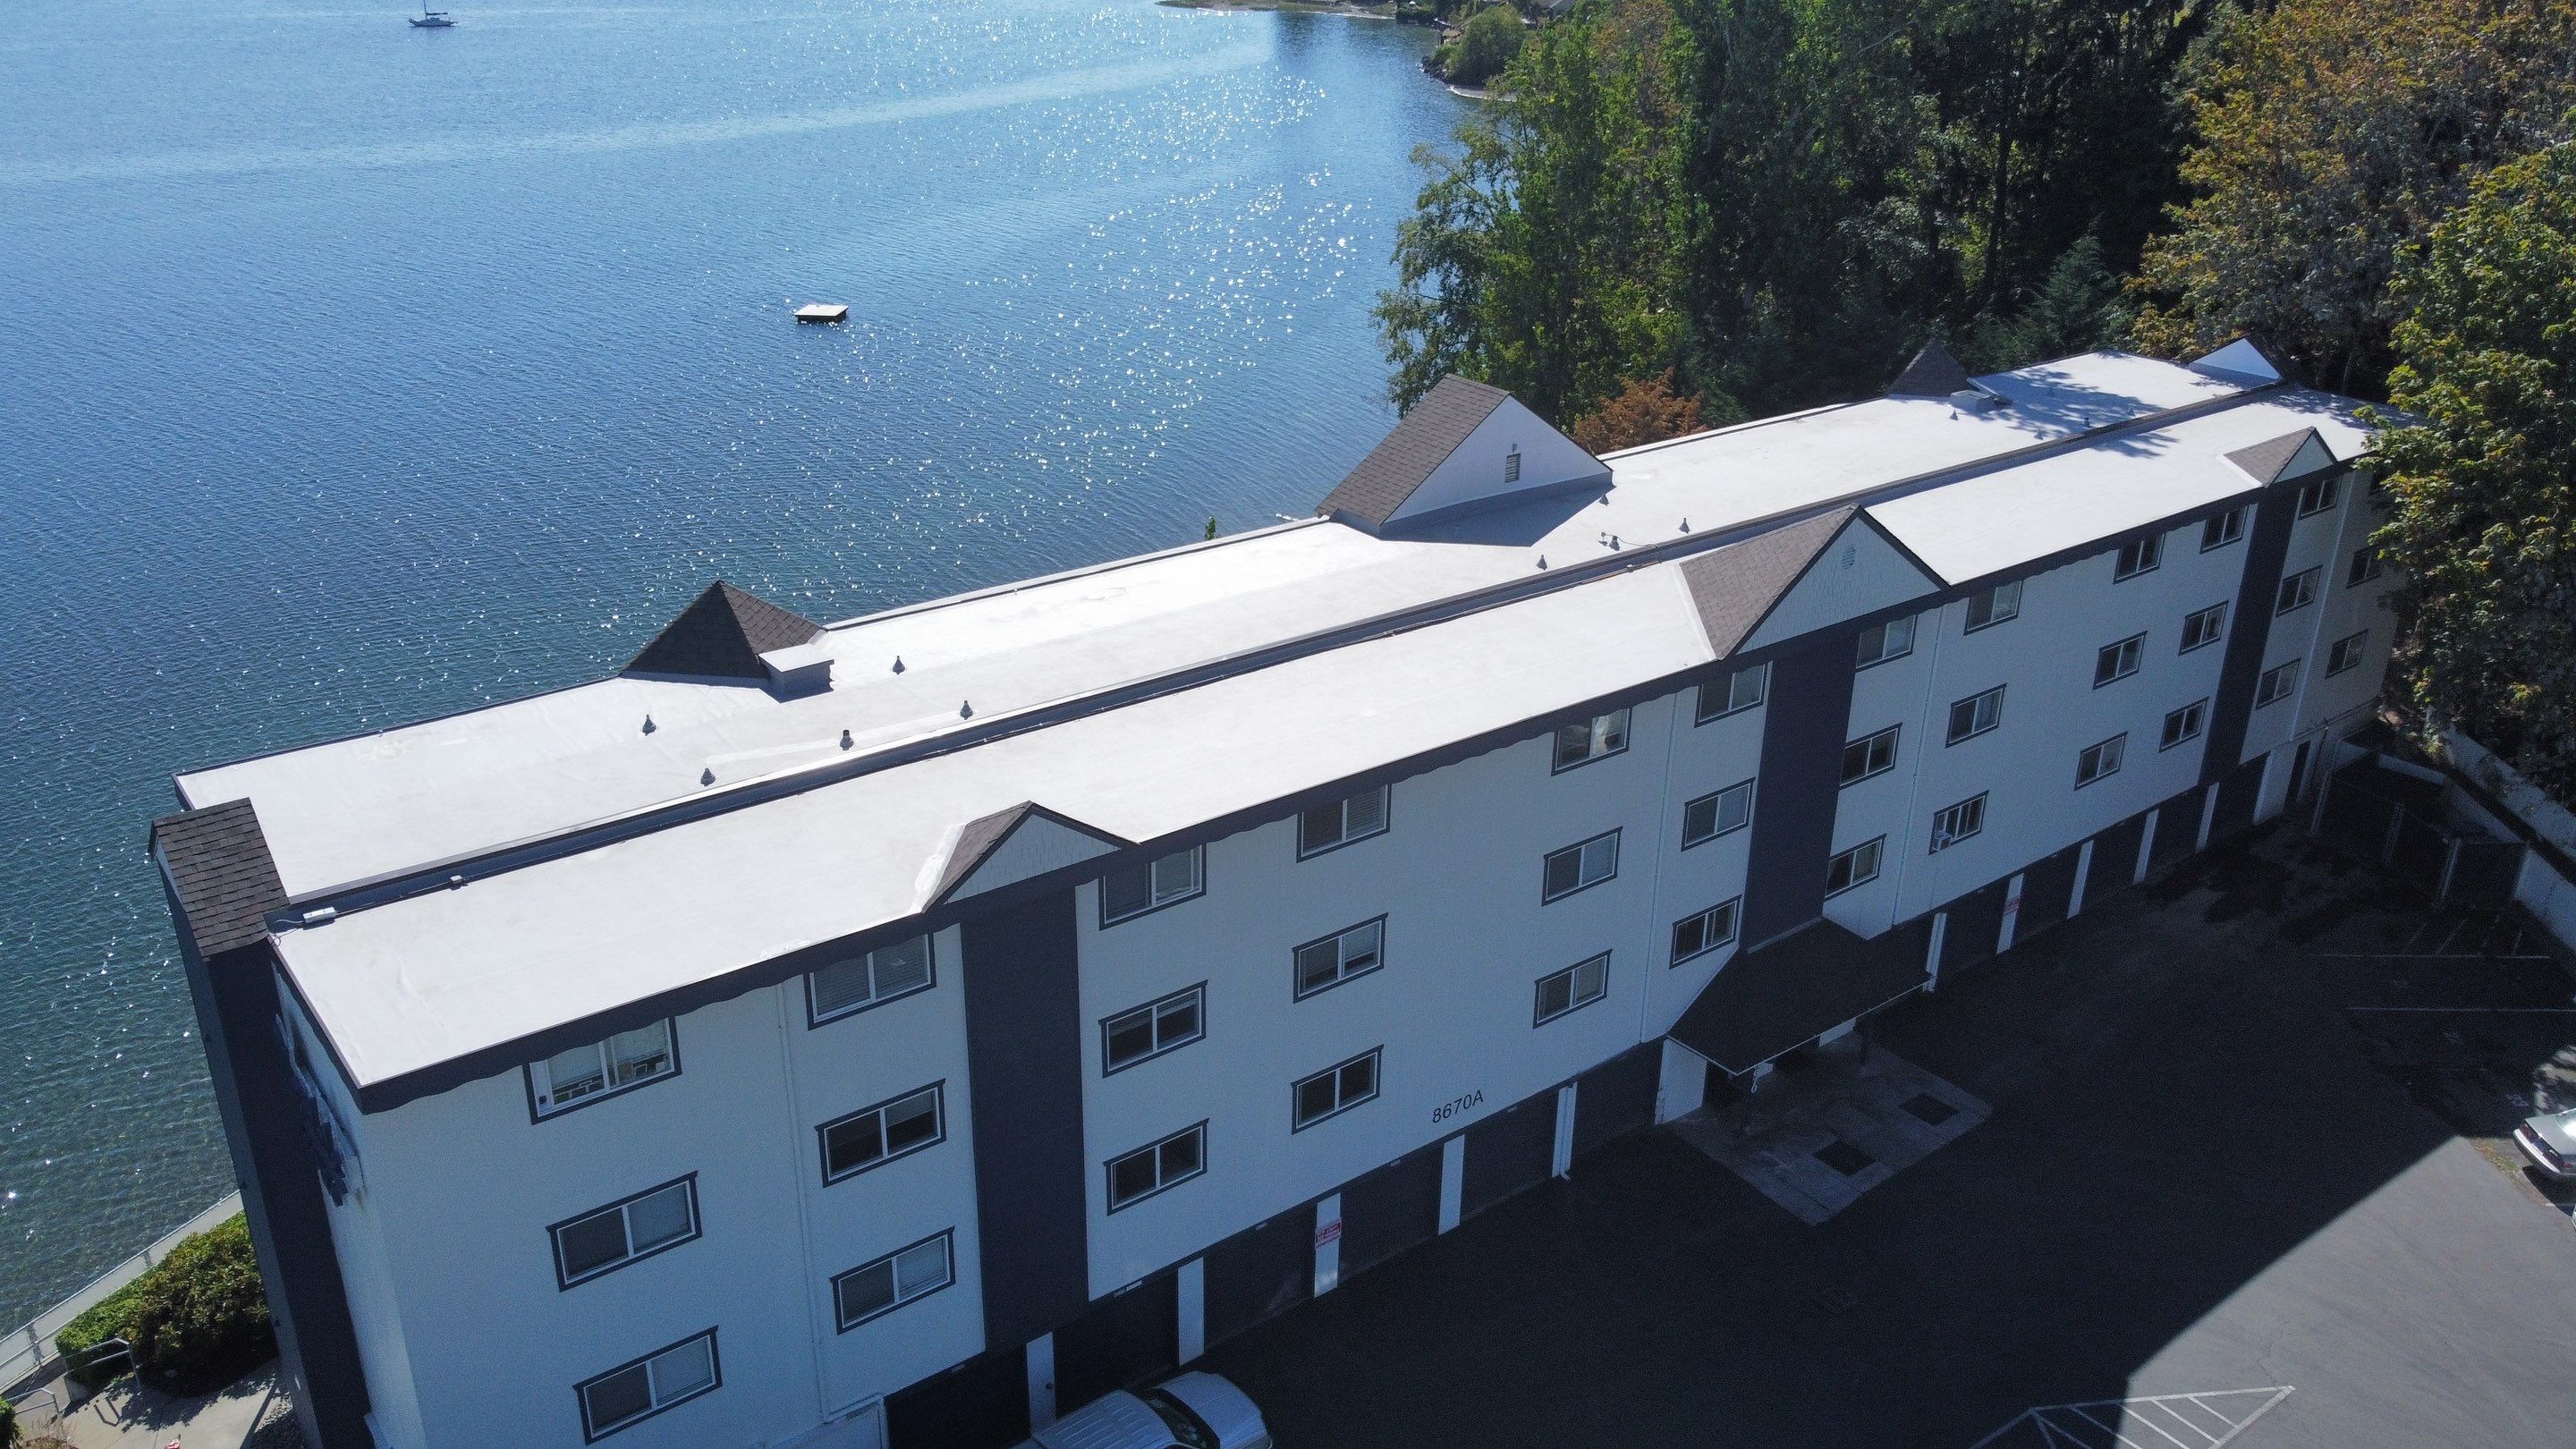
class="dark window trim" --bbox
[1532,952,1612,1027]
[805,936,936,1030]
[816,1081,947,1186]
[1549,708,1633,775]
[1945,687,2004,746]
[1291,916,1389,1002]
[2159,699,2209,751]
[1962,581,2021,635]
[1099,982,1208,1076]
[1097,847,1207,929]
[2112,534,2164,581]
[2200,505,2248,552]
[1290,1047,1384,1132]
[1694,664,1768,724]
[2296,475,2340,517]
[1928,792,1987,853]
[1539,828,1623,904]
[1825,837,1885,898]
[2346,547,2382,588]
[2256,659,2302,708]
[2326,631,2370,676]
[831,1228,956,1333]
[548,1174,702,1292]
[1105,1122,1208,1214]
[1294,785,1392,861]
[1680,779,1757,850]
[1841,725,1901,786]
[1669,898,1742,966]
[2073,733,2127,790]
[2275,566,2320,615]
[576,1328,721,1444]
[1853,618,1917,672]
[2093,633,2147,690]
[524,1020,682,1126]
[2178,603,2228,656]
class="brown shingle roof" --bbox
[1676,507,1857,657]
[930,801,1129,905]
[626,580,824,682]
[151,798,287,958]
[2224,428,2327,485]
[1316,375,1513,529]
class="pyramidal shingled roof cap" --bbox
[625,580,825,682]
[1316,375,1515,529]
[1887,340,1978,398]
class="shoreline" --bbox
[1157,0,1405,20]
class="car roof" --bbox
[1034,1391,1171,1449]
[1157,1373,1264,1445]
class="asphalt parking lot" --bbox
[1200,828,2576,1448]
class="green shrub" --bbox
[1,1393,17,1446]
[53,1214,274,1394]
[1445,5,1524,87]
[55,1273,152,1389]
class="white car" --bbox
[2513,1106,2576,1180]
[1025,1371,1271,1449]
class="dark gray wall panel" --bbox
[1204,1210,1310,1346]
[2210,756,2267,841]
[2202,484,2302,783]
[959,890,1090,1350]
[1338,1143,1444,1277]
[1461,1089,1556,1217]
[887,1345,1029,1449]
[2149,786,2207,869]
[2084,813,2150,908]
[1573,1044,1659,1158]
[1741,633,1861,946]
[2014,844,2082,940]
[1053,1272,1177,1408]
[1938,879,2009,975]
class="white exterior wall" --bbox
[1641,687,1766,1037]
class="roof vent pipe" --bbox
[893,657,904,674]
[641,715,656,734]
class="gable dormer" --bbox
[1318,376,1608,535]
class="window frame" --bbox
[1532,952,1612,1027]
[1962,579,2022,633]
[1669,899,1741,966]
[2275,565,2320,616]
[1295,784,1390,860]
[1945,686,2005,746]
[526,1020,681,1123]
[831,1229,956,1334]
[1098,846,1206,928]
[816,1082,946,1186]
[1105,1123,1208,1213]
[1099,983,1208,1075]
[1695,662,1769,724]
[2255,658,2302,708]
[2326,631,2370,676]
[1825,837,1885,897]
[2074,733,2127,789]
[2201,505,2248,551]
[1680,779,1757,849]
[1550,707,1632,774]
[2346,546,2383,589]
[1291,916,1388,1002]
[2093,633,2146,688]
[805,935,936,1029]
[1840,725,1901,786]
[575,1329,720,1443]
[2159,699,2208,751]
[1539,829,1622,904]
[2113,533,2165,581]
[1853,615,1917,670]
[2178,603,2228,655]
[549,1175,701,1292]
[1290,1047,1383,1131]
[2296,473,2340,517]
[1928,793,1987,853]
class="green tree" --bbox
[2132,0,2576,394]
[2370,141,2576,797]
[1449,6,1529,87]
[1959,234,2134,370]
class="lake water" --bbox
[0,0,1462,1326]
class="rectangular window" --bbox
[2202,506,2248,551]
[1945,686,2004,745]
[2093,634,2145,688]
[1297,785,1389,859]
[1681,779,1755,847]
[2160,699,2208,750]
[2297,473,2340,517]
[808,935,934,1026]
[1826,837,1885,896]
[1552,708,1631,771]
[1292,917,1386,1000]
[1100,985,1205,1074]
[2075,733,2127,788]
[2275,566,2320,615]
[1106,1123,1206,1211]
[1533,953,1610,1026]
[1540,830,1620,903]
[1669,900,1741,965]
[2256,658,2302,707]
[1962,579,2022,632]
[1929,793,1987,852]
[1100,847,1204,926]
[833,1231,954,1332]
[818,1085,944,1184]
[2346,546,2383,588]
[530,1021,677,1120]
[1292,1048,1382,1130]
[1841,725,1900,785]
[577,1330,718,1442]
[1854,615,1916,669]
[551,1178,699,1290]
[2178,603,2227,654]
[2326,631,2371,676]
[1695,662,1768,723]
[2114,533,2165,580]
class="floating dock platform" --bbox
[794,303,849,323]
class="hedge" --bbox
[1,1393,17,1446]
[54,1214,274,1394]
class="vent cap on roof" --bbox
[1317,375,1608,535]
[626,580,825,683]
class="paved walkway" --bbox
[14,1363,299,1449]
[1669,1039,1990,1223]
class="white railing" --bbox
[0,1190,242,1397]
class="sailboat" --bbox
[408,5,455,25]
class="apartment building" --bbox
[152,339,2397,1449]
